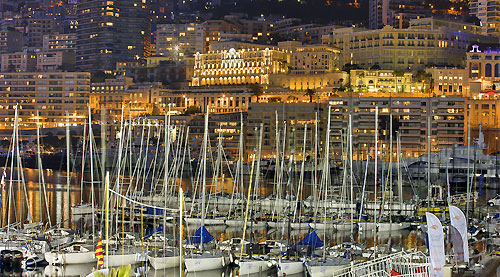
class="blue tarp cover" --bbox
[187,226,214,244]
[296,229,324,249]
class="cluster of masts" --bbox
[0,104,485,276]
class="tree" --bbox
[304,88,316,103]
[248,83,263,103]
[185,105,201,115]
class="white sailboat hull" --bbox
[306,264,349,277]
[358,222,411,232]
[184,256,224,272]
[278,261,304,275]
[45,251,96,265]
[225,219,266,227]
[105,253,140,267]
[185,218,225,225]
[148,255,180,270]
[239,260,273,275]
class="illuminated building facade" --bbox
[0,72,91,129]
[153,88,254,114]
[90,77,133,120]
[467,44,500,94]
[465,92,500,154]
[426,67,468,96]
[323,25,496,71]
[349,69,414,93]
[191,47,289,87]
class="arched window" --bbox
[486,63,492,77]
[495,64,500,77]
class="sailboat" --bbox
[184,109,227,272]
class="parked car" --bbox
[488,195,500,206]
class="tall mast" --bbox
[349,114,354,241]
[373,106,378,256]
[466,118,471,220]
[322,105,331,260]
[66,112,71,224]
[427,111,431,212]
[200,107,209,250]
[36,111,51,226]
[397,132,402,208]
[389,114,393,227]
[88,105,95,243]
[7,105,17,233]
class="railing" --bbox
[332,250,430,277]
[450,192,478,206]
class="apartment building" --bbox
[426,67,468,96]
[0,28,23,53]
[156,23,204,60]
[469,0,500,36]
[328,96,465,159]
[36,51,75,71]
[42,33,77,51]
[0,52,37,72]
[0,72,91,129]
[26,18,59,47]
[323,25,496,71]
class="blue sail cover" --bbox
[187,226,214,244]
[296,230,324,249]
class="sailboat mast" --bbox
[349,114,354,240]
[373,106,378,256]
[66,112,71,222]
[200,107,209,250]
[466,118,471,220]
[88,105,95,243]
[397,132,403,208]
[322,105,331,260]
[427,112,431,211]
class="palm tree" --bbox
[304,88,316,103]
[248,83,263,103]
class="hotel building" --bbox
[191,47,289,87]
[0,72,91,129]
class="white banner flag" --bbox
[449,205,469,263]
[426,212,446,277]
